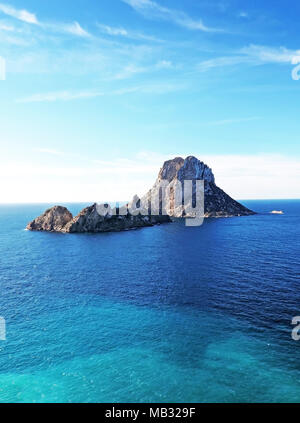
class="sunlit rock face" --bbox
[177,156,215,185]
[26,206,73,232]
[158,157,185,182]
[142,156,255,218]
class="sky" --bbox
[0,0,299,202]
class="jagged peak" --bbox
[158,155,215,184]
[159,157,185,181]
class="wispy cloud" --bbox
[198,45,300,71]
[0,21,14,31]
[241,45,298,63]
[97,23,162,42]
[113,59,173,79]
[98,23,128,37]
[0,3,90,37]
[238,11,248,18]
[16,81,185,103]
[205,117,261,126]
[122,0,222,32]
[17,90,105,103]
[198,55,250,71]
[127,81,185,94]
[114,64,148,79]
[112,81,185,95]
[40,20,90,38]
[0,3,166,83]
[0,3,38,24]
[34,148,65,156]
[59,21,90,37]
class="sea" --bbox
[0,200,299,403]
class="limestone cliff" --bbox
[143,156,255,218]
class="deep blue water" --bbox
[0,200,299,403]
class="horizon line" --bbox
[0,198,299,205]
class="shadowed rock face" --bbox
[27,203,170,233]
[26,206,73,232]
[64,204,170,233]
[26,155,255,233]
[158,157,185,182]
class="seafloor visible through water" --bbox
[0,200,299,403]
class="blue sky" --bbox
[0,0,299,202]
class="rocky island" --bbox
[26,156,256,233]
[26,204,171,233]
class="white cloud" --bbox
[0,3,38,24]
[198,45,300,71]
[60,21,90,37]
[41,20,90,37]
[205,117,261,126]
[97,22,163,42]
[16,90,105,103]
[34,148,65,156]
[198,55,249,71]
[114,64,147,79]
[0,3,90,38]
[201,154,300,200]
[113,82,185,95]
[0,153,299,203]
[16,81,184,103]
[0,22,14,31]
[241,44,298,63]
[113,60,173,79]
[122,0,222,32]
[156,59,172,69]
[98,24,128,37]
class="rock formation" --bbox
[26,155,255,233]
[142,155,255,218]
[26,203,170,233]
[63,203,170,233]
[26,206,73,232]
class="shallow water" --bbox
[0,200,299,403]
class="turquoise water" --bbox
[0,200,299,403]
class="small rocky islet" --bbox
[26,156,256,233]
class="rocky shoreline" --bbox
[26,204,171,233]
